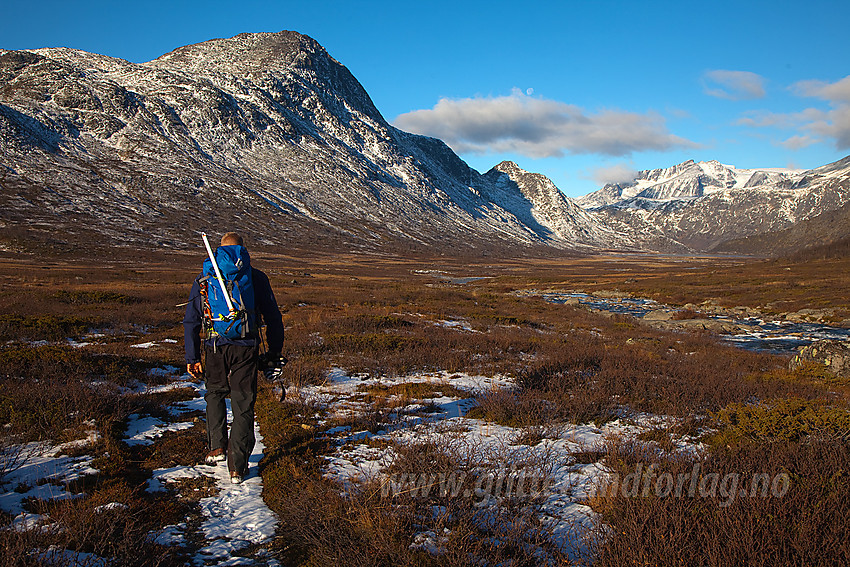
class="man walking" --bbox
[183,232,284,484]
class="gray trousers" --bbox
[204,343,258,476]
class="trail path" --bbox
[144,375,279,566]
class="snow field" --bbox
[0,366,280,566]
[303,367,698,560]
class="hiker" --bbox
[183,232,284,484]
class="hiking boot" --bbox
[230,471,243,484]
[205,448,226,466]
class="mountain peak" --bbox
[149,31,328,75]
[147,30,385,126]
[485,160,626,247]
[491,161,550,184]
[493,160,524,174]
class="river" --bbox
[538,292,850,355]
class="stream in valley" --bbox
[538,292,850,355]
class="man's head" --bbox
[220,232,244,247]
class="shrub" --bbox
[711,398,850,444]
[53,290,140,305]
[672,308,701,320]
[471,389,559,427]
[5,480,185,567]
[0,351,127,443]
[0,313,96,341]
[591,437,850,566]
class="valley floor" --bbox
[0,252,847,565]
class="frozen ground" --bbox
[3,336,702,563]
[298,367,699,561]
[0,367,280,566]
[143,375,279,566]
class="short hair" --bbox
[220,232,244,247]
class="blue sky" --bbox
[2,0,848,197]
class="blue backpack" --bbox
[199,245,257,340]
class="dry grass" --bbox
[257,392,569,566]
[2,480,187,567]
[590,435,850,567]
[1,252,849,566]
[0,346,133,443]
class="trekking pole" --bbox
[201,232,236,316]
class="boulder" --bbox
[674,319,758,334]
[785,308,837,323]
[643,310,674,322]
[595,290,631,299]
[790,340,850,377]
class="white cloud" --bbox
[779,135,818,150]
[806,106,850,148]
[736,108,826,129]
[788,76,850,149]
[591,163,639,186]
[393,89,696,158]
[702,70,767,100]
[792,76,850,103]
[738,76,850,150]
[734,75,850,150]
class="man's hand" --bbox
[259,353,287,381]
[187,362,203,380]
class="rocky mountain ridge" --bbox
[1,31,620,254]
[578,157,850,252]
[1,31,848,257]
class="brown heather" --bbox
[0,252,848,565]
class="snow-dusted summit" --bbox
[577,160,801,209]
[0,31,622,254]
[577,158,850,252]
[483,161,626,248]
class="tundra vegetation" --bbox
[0,251,848,566]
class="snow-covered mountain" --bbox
[483,161,628,249]
[577,158,850,252]
[577,160,800,208]
[2,30,848,257]
[0,31,620,254]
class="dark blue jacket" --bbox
[183,267,284,364]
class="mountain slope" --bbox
[0,31,618,255]
[578,158,850,252]
[3,30,847,257]
[714,198,850,256]
[483,161,630,249]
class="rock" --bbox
[595,290,631,299]
[697,300,727,315]
[785,308,836,323]
[790,340,850,377]
[673,319,757,333]
[643,310,674,321]
[590,309,616,318]
[785,312,807,323]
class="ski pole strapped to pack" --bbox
[200,233,257,340]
